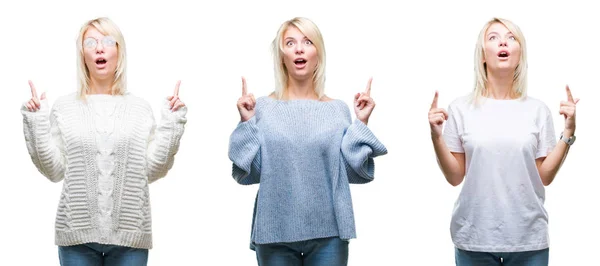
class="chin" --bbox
[491,63,517,71]
[291,73,312,81]
[92,70,114,79]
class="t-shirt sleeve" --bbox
[536,105,557,158]
[443,103,465,153]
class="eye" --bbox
[508,36,516,41]
[286,40,294,46]
[102,36,117,47]
[488,36,497,41]
[83,38,97,48]
[304,39,313,45]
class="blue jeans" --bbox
[455,248,549,266]
[58,242,148,266]
[255,237,349,266]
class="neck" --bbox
[285,77,317,100]
[485,69,515,99]
[89,76,113,95]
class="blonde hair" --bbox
[271,17,326,100]
[76,17,127,99]
[472,17,528,103]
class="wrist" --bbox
[431,133,443,142]
[241,114,254,122]
[563,128,575,138]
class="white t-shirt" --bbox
[443,95,556,252]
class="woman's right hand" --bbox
[237,77,255,122]
[25,80,46,112]
[428,91,448,139]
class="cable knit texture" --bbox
[21,93,186,249]
[228,97,387,248]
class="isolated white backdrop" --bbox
[0,0,598,265]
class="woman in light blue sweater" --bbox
[228,17,387,266]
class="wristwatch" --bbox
[560,132,576,146]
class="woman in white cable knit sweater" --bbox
[21,17,187,266]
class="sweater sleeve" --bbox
[21,99,66,183]
[341,119,388,184]
[146,99,187,183]
[228,116,261,185]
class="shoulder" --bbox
[123,93,153,110]
[257,94,274,104]
[522,96,552,116]
[320,96,352,121]
[327,97,349,111]
[50,93,79,111]
[53,92,78,105]
[445,94,473,114]
[522,96,548,107]
[256,95,275,109]
[450,93,474,105]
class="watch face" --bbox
[562,134,575,145]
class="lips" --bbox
[294,58,307,67]
[95,57,107,66]
[497,50,510,58]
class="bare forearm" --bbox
[539,130,573,185]
[432,136,465,186]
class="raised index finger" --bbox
[173,80,181,96]
[241,76,247,96]
[565,85,574,103]
[29,80,38,98]
[430,91,439,110]
[364,77,373,96]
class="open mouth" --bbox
[294,58,307,66]
[96,58,107,65]
[497,51,510,58]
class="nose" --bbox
[95,41,105,54]
[499,38,508,47]
[294,43,304,54]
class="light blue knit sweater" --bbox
[228,96,387,248]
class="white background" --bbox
[1,0,598,265]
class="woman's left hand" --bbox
[168,80,186,111]
[559,85,579,135]
[354,78,375,125]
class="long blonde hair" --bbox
[76,17,127,99]
[472,17,528,103]
[271,17,326,100]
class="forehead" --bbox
[283,26,305,39]
[486,22,512,35]
[83,27,106,39]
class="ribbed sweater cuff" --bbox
[341,120,388,183]
[160,99,187,123]
[229,117,260,184]
[350,119,388,157]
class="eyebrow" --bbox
[284,36,309,40]
[84,35,113,39]
[487,31,514,36]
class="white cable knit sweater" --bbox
[21,93,187,249]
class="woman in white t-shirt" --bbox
[428,17,578,266]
